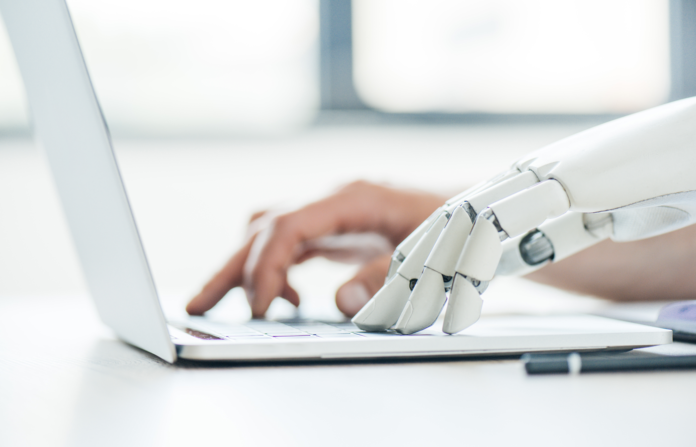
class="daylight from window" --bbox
[0,0,319,135]
[353,0,670,114]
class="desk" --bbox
[2,124,695,446]
[2,294,695,447]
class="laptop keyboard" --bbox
[171,319,407,342]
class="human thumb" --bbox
[336,254,391,317]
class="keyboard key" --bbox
[227,336,275,342]
[226,334,268,339]
[271,334,313,338]
[330,324,360,331]
[212,330,263,337]
[354,332,400,337]
[287,326,348,334]
[263,330,306,336]
[194,323,260,336]
[316,333,365,338]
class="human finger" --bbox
[242,188,395,317]
[293,233,394,264]
[335,255,392,317]
[280,279,301,308]
[249,210,268,223]
[186,238,254,315]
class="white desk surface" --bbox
[2,123,695,446]
[3,294,696,447]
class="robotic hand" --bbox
[353,97,696,335]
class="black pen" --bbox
[522,352,696,375]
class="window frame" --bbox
[319,0,696,120]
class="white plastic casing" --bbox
[392,268,448,334]
[394,208,442,257]
[466,171,539,214]
[424,206,472,276]
[444,168,522,207]
[386,208,442,281]
[352,212,449,331]
[540,212,608,262]
[423,171,539,277]
[455,218,503,282]
[495,234,543,277]
[495,212,611,277]
[396,213,449,279]
[491,180,570,238]
[520,97,696,212]
[443,277,482,334]
[351,274,413,331]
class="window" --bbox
[0,0,319,135]
[352,0,670,114]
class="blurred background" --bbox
[1,0,695,320]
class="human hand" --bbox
[186,181,447,318]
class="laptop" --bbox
[0,0,671,363]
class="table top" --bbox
[2,294,696,447]
[2,127,694,446]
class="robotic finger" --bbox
[352,211,450,331]
[383,167,527,283]
[443,180,570,334]
[496,211,613,277]
[439,208,613,334]
[353,170,539,331]
[393,180,571,334]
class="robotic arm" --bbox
[353,96,696,335]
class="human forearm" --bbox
[525,224,696,301]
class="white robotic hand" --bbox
[353,96,696,335]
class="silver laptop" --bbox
[0,0,671,363]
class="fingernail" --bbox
[337,283,371,317]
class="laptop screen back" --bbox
[0,0,176,362]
